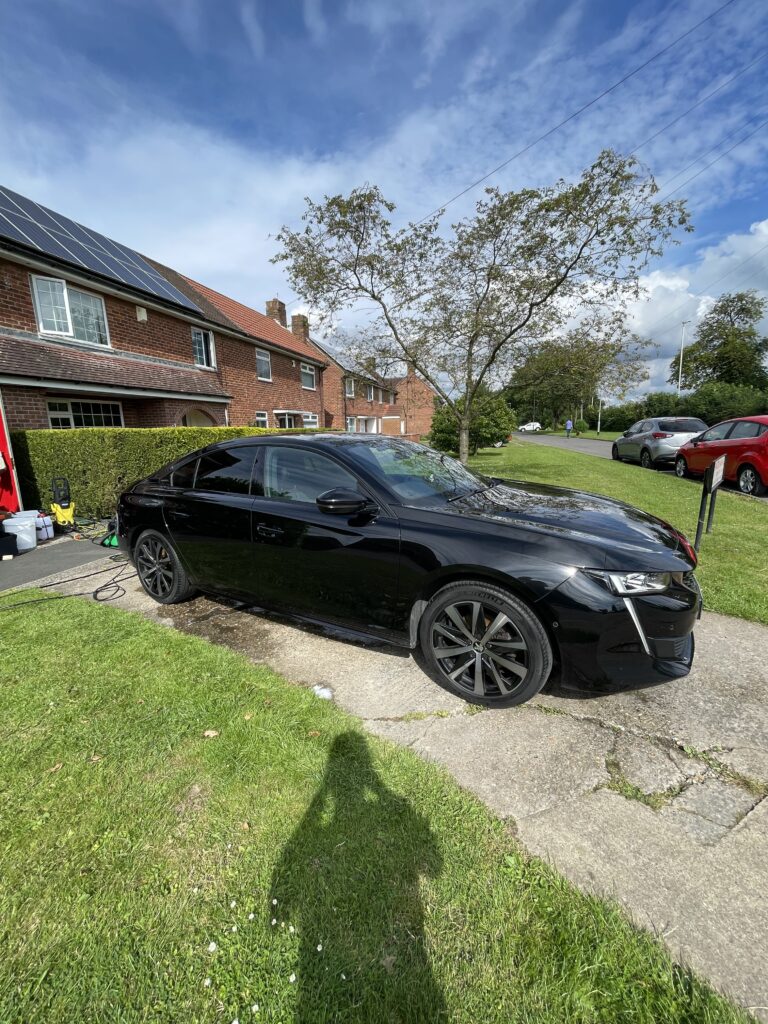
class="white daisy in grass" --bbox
[317,944,322,952]
[251,1005,259,1013]
[248,913,255,921]
[230,900,237,908]
[207,942,217,953]
[289,973,296,983]
[203,978,211,988]
[271,918,276,926]
[231,925,238,933]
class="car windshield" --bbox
[345,438,488,505]
[658,419,707,433]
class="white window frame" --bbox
[302,412,319,428]
[253,411,269,428]
[256,349,272,381]
[345,377,355,398]
[366,383,374,401]
[191,327,216,369]
[346,416,356,432]
[300,362,316,390]
[47,398,124,429]
[31,274,111,347]
[377,388,383,404]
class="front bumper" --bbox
[538,570,700,694]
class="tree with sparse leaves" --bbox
[668,291,768,391]
[274,149,689,463]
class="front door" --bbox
[688,422,733,474]
[164,445,260,597]
[250,444,401,637]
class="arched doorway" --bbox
[180,408,215,427]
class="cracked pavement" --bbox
[18,554,768,1019]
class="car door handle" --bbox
[256,523,284,538]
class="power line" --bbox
[656,116,768,200]
[655,109,768,191]
[415,0,740,223]
[630,49,767,154]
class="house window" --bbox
[389,391,395,404]
[32,276,109,345]
[366,384,374,401]
[300,363,316,390]
[256,349,272,381]
[192,327,215,368]
[346,417,356,432]
[378,388,383,404]
[275,413,297,428]
[47,399,123,428]
[345,377,355,398]
[302,413,319,429]
[254,411,269,428]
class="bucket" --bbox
[2,516,37,553]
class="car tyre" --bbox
[418,581,553,708]
[640,448,654,470]
[611,444,621,461]
[675,456,688,479]
[738,464,767,497]
[134,529,196,604]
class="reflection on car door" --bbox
[620,421,646,461]
[164,445,260,597]
[688,422,734,474]
[250,445,401,637]
[721,420,762,479]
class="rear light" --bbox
[652,432,672,439]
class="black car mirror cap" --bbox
[622,430,630,437]
[316,488,372,515]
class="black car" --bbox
[117,435,701,707]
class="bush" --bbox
[574,419,589,434]
[11,426,316,517]
[429,395,517,455]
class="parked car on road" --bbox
[519,421,542,432]
[118,435,700,708]
[675,415,768,495]
[612,417,708,469]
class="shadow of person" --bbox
[270,731,446,1022]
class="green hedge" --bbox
[11,426,318,517]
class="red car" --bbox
[675,415,768,496]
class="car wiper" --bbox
[447,485,494,503]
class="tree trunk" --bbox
[458,422,470,465]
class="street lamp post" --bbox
[677,320,691,397]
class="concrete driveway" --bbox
[15,555,768,1019]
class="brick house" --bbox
[383,368,440,441]
[0,187,326,433]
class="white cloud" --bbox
[239,0,266,60]
[303,0,328,44]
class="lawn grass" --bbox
[471,440,768,626]
[0,593,747,1024]
[537,429,621,441]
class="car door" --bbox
[163,444,260,597]
[618,421,645,460]
[721,420,763,480]
[687,422,734,474]
[250,444,402,638]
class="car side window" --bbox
[728,421,762,440]
[194,446,259,495]
[640,420,653,433]
[701,423,733,442]
[626,421,643,435]
[170,458,198,488]
[262,446,358,503]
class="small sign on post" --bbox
[694,454,725,552]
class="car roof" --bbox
[713,415,768,426]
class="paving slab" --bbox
[13,553,768,1020]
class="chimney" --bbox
[266,298,287,327]
[291,313,309,343]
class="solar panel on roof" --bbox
[0,185,201,313]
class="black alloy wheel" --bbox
[675,456,688,479]
[135,530,195,604]
[420,582,552,707]
[611,444,620,461]
[640,448,654,470]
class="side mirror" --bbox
[316,487,372,515]
[622,430,630,437]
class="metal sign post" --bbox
[694,454,725,552]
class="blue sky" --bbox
[1,0,767,393]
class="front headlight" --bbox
[584,570,671,595]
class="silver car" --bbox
[612,417,708,469]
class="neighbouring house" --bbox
[0,185,326,433]
[381,368,440,441]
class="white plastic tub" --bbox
[3,516,37,553]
